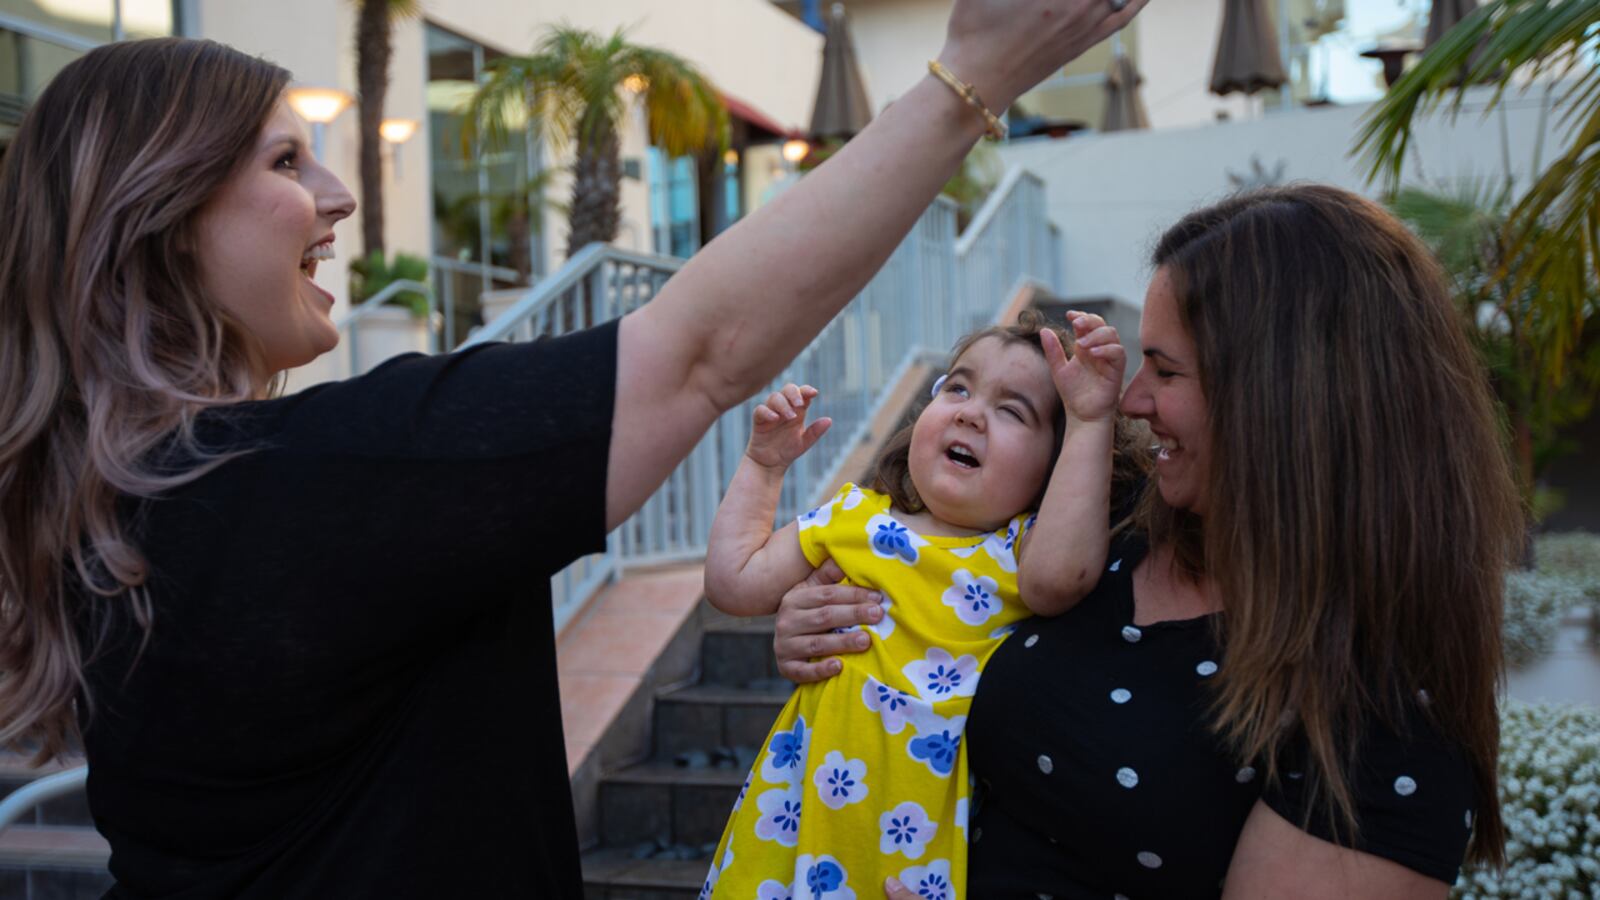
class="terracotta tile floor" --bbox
[556,564,705,774]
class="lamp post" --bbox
[285,86,354,160]
[781,136,810,170]
[379,117,419,178]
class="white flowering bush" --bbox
[1536,532,1600,623]
[1453,702,1600,899]
[1503,571,1587,667]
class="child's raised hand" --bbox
[1041,311,1126,423]
[747,383,833,470]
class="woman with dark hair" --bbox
[0,1,1149,896]
[777,184,1523,898]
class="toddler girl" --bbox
[699,310,1126,899]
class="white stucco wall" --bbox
[996,83,1572,312]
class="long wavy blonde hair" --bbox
[0,39,291,762]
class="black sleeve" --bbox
[167,320,619,656]
[1260,714,1477,884]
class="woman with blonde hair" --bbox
[779,184,1524,898]
[0,1,1148,895]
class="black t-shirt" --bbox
[77,321,617,898]
[966,530,1476,898]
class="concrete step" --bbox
[581,846,706,899]
[598,762,744,850]
[699,619,780,689]
[652,683,791,761]
[0,825,113,899]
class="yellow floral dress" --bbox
[703,483,1034,900]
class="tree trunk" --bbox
[565,119,622,258]
[356,0,391,261]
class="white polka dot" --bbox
[1037,894,1052,900]
[1037,754,1054,774]
[1394,775,1417,797]
[1024,634,1039,648]
[1116,767,1139,788]
[1235,766,1256,784]
[1110,688,1132,704]
[1287,771,1303,780]
[973,827,983,843]
[1121,625,1142,643]
[1137,851,1163,869]
[1196,660,1218,677]
[1109,558,1122,572]
[1465,809,1473,830]
[1115,895,1130,900]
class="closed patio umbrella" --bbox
[1425,0,1478,49]
[809,3,873,140]
[1102,52,1150,132]
[1210,0,1289,96]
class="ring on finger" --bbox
[1108,0,1129,10]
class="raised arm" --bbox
[1016,312,1125,615]
[606,0,1149,529]
[703,385,829,616]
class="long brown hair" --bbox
[871,310,1147,516]
[1145,184,1522,866]
[0,39,291,762]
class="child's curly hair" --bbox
[868,309,1149,518]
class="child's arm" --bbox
[704,384,833,617]
[1017,312,1127,616]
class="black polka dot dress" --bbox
[965,532,1477,898]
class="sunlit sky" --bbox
[1309,0,1434,103]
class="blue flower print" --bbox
[980,520,1020,572]
[903,648,980,701]
[794,854,856,900]
[698,847,733,900]
[897,859,954,900]
[761,716,808,784]
[757,881,795,900]
[807,860,844,897]
[811,750,869,810]
[754,784,803,847]
[873,520,918,563]
[798,502,833,531]
[862,676,921,735]
[909,729,961,776]
[941,569,1002,626]
[878,801,938,859]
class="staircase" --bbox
[581,612,787,898]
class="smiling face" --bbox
[907,336,1060,532]
[1120,267,1212,515]
[193,98,355,384]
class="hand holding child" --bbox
[747,383,832,470]
[1041,311,1126,423]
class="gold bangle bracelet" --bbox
[927,59,1007,141]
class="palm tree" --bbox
[1390,183,1600,496]
[1354,0,1600,392]
[354,0,421,259]
[465,26,728,258]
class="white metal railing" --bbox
[0,765,87,832]
[333,279,438,377]
[469,166,1058,629]
[431,255,526,351]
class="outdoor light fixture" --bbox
[285,85,354,160]
[722,148,739,167]
[781,138,810,164]
[380,118,420,178]
[623,74,649,94]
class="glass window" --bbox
[648,146,699,258]
[1268,0,1429,108]
[425,22,543,346]
[0,26,86,153]
[0,0,115,44]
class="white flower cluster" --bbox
[1503,571,1587,668]
[1536,532,1600,623]
[1453,701,1600,899]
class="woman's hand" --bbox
[1042,310,1126,423]
[747,384,832,471]
[940,0,1149,114]
[883,876,920,900]
[773,560,883,683]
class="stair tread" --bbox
[605,761,747,787]
[0,825,109,868]
[658,684,791,705]
[701,615,776,636]
[582,847,708,889]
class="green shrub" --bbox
[1454,701,1600,898]
[1502,571,1586,667]
[349,251,430,318]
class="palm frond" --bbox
[620,45,729,156]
